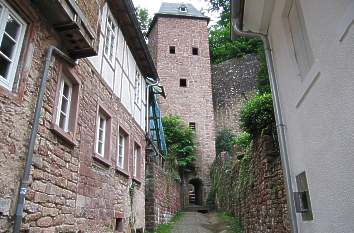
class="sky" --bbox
[132,0,220,25]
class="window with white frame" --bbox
[96,114,107,156]
[288,0,314,78]
[56,77,72,132]
[134,70,141,104]
[117,133,126,169]
[133,143,140,177]
[0,0,27,90]
[104,13,116,62]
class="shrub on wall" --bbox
[162,115,197,172]
[215,128,236,155]
[240,93,275,136]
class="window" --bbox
[189,122,196,131]
[288,0,314,78]
[180,79,187,87]
[134,70,141,104]
[0,0,27,90]
[133,143,141,178]
[118,131,128,169]
[56,77,72,132]
[104,13,116,62]
[52,70,80,145]
[192,47,199,55]
[115,218,123,232]
[95,106,112,162]
[179,5,187,12]
[96,114,106,156]
[169,46,175,54]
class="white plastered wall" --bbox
[244,0,354,232]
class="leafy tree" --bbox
[240,93,275,136]
[135,6,152,37]
[215,128,236,155]
[162,115,197,171]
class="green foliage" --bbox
[215,128,236,155]
[148,212,183,233]
[208,0,230,27]
[256,48,271,94]
[209,23,263,64]
[233,132,251,151]
[240,93,275,136]
[162,115,197,171]
[217,212,244,233]
[237,154,253,195]
[135,6,152,37]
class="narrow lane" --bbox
[171,212,228,233]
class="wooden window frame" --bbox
[93,104,112,166]
[116,126,130,176]
[51,66,80,146]
[103,8,117,64]
[132,142,142,183]
[0,0,27,91]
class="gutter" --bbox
[13,46,75,233]
[231,3,299,233]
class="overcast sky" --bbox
[132,0,220,25]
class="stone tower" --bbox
[148,3,216,206]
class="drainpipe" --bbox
[13,46,75,233]
[232,19,299,233]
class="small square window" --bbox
[180,79,187,87]
[192,47,199,55]
[169,46,175,54]
[189,122,196,131]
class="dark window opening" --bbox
[180,79,187,87]
[192,47,199,55]
[169,46,175,54]
[115,218,123,232]
[136,228,144,233]
[189,122,196,131]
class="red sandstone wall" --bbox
[0,1,146,232]
[213,135,290,233]
[145,160,181,231]
[148,16,216,204]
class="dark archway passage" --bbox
[188,178,203,206]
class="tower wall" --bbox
[149,16,216,205]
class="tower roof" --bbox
[157,2,207,18]
[147,2,209,36]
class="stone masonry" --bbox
[145,158,181,232]
[212,134,290,233]
[148,7,216,207]
[212,54,259,135]
[0,0,147,232]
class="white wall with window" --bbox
[0,0,26,90]
[88,4,147,131]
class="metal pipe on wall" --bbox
[13,46,75,233]
[232,18,299,233]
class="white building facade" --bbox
[233,0,354,232]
